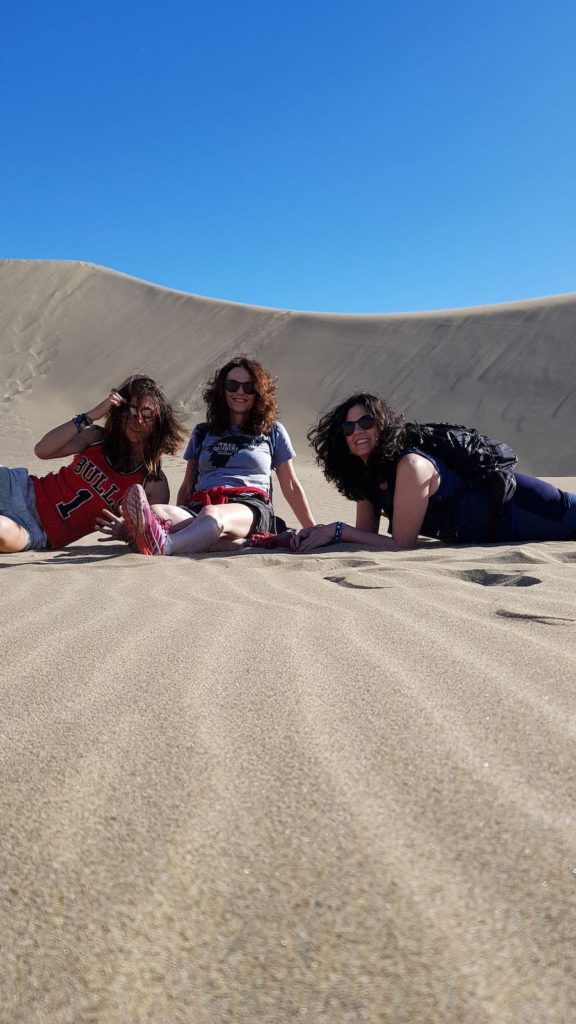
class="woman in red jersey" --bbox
[0,374,185,552]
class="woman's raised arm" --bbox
[34,391,125,459]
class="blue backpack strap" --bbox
[263,426,276,500]
[194,422,208,448]
[187,422,209,492]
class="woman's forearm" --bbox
[176,483,189,505]
[294,520,408,552]
[34,392,122,459]
[340,522,403,549]
[34,420,102,459]
[329,521,402,550]
[176,459,198,506]
[281,479,316,527]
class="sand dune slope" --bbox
[1,260,576,1023]
[1,259,576,471]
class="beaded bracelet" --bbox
[73,413,93,432]
[333,521,344,544]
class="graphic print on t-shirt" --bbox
[185,423,294,494]
[207,435,267,469]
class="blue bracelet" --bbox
[333,521,344,544]
[73,413,93,432]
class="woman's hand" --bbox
[290,523,337,552]
[87,391,126,422]
[95,508,128,542]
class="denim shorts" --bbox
[0,466,48,550]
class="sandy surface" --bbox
[1,260,575,1023]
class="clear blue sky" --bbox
[2,1,575,312]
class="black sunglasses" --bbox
[342,413,376,437]
[225,379,255,395]
[124,404,157,423]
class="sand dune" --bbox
[1,258,576,470]
[1,260,575,1023]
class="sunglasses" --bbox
[225,379,255,395]
[126,405,157,423]
[342,413,376,437]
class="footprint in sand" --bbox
[452,569,542,587]
[496,609,575,625]
[324,574,390,590]
[324,566,542,590]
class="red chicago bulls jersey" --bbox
[32,441,147,548]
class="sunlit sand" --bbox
[2,259,574,1023]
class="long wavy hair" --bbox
[103,374,186,479]
[307,393,408,501]
[202,356,278,435]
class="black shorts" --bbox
[183,494,276,537]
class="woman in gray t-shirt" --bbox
[115,356,316,556]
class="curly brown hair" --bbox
[103,374,187,479]
[202,356,278,434]
[307,393,408,501]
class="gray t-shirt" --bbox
[183,422,295,493]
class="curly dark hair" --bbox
[202,356,278,435]
[103,374,187,479]
[307,393,408,501]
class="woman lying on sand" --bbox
[0,374,184,552]
[109,356,316,555]
[292,393,576,552]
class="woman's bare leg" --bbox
[166,504,254,555]
[150,504,195,532]
[0,515,31,553]
[123,487,254,556]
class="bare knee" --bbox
[198,506,225,535]
[198,503,254,541]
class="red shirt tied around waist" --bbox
[32,441,146,548]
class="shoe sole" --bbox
[125,484,147,535]
[123,485,166,556]
[123,485,153,554]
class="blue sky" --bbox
[2,1,575,312]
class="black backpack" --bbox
[372,422,518,542]
[405,421,518,507]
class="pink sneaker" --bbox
[122,485,168,556]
